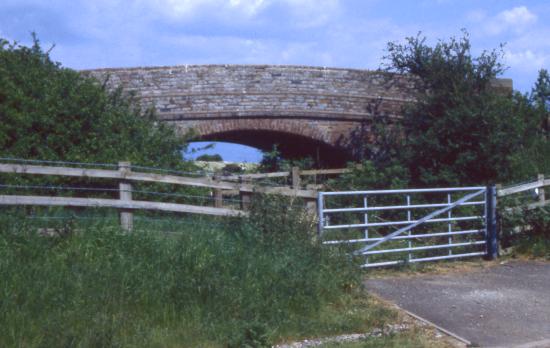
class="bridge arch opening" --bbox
[186,141,263,163]
[194,129,352,167]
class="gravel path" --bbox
[272,324,410,348]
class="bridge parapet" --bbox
[84,65,416,124]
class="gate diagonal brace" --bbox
[354,189,486,255]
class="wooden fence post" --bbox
[211,174,223,208]
[118,161,133,232]
[214,189,223,208]
[306,198,317,220]
[240,191,251,210]
[239,177,251,210]
[291,166,301,189]
[538,174,545,203]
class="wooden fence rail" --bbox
[497,175,550,198]
[0,163,319,198]
[219,166,352,181]
[2,159,548,233]
[0,161,348,231]
[497,174,550,212]
[0,195,245,217]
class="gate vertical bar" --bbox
[364,195,369,266]
[406,195,412,261]
[485,186,498,260]
[448,193,453,255]
[317,192,324,237]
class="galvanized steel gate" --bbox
[317,186,498,268]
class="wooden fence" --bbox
[1,158,548,235]
[497,174,550,211]
[0,161,350,231]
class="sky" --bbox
[1,0,549,162]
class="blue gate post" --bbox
[485,185,498,260]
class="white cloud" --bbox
[283,0,340,28]
[466,6,545,91]
[484,6,537,35]
[466,9,486,23]
[130,0,338,26]
[229,0,267,16]
[498,6,536,26]
[504,49,548,72]
[144,0,269,19]
[154,33,331,66]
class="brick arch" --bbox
[168,117,355,165]
[186,118,334,145]
[84,64,418,158]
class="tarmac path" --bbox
[364,261,550,348]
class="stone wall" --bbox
[83,65,417,147]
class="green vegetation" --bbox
[336,32,550,258]
[1,31,549,347]
[0,197,397,347]
[196,153,223,162]
[0,37,393,347]
[501,205,550,259]
[258,145,314,173]
[347,31,550,187]
[0,35,189,169]
[0,35,208,203]
[221,162,244,175]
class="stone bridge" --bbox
[83,65,419,164]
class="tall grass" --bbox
[0,197,391,347]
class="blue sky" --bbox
[1,0,549,162]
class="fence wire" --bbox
[0,183,242,204]
[0,157,288,188]
[0,157,119,168]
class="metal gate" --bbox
[317,186,498,268]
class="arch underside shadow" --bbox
[198,130,352,167]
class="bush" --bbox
[0,35,208,204]
[0,34,189,169]
[342,31,548,188]
[196,154,223,162]
[221,163,244,175]
[381,31,546,186]
[501,206,550,258]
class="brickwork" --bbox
[84,65,417,148]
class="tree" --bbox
[380,31,540,186]
[0,35,190,169]
[196,154,223,162]
[532,69,550,112]
[258,145,314,173]
[531,69,550,135]
[505,69,550,180]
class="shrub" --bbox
[196,154,223,162]
[0,34,189,169]
[381,31,546,186]
[343,31,548,188]
[500,206,550,258]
